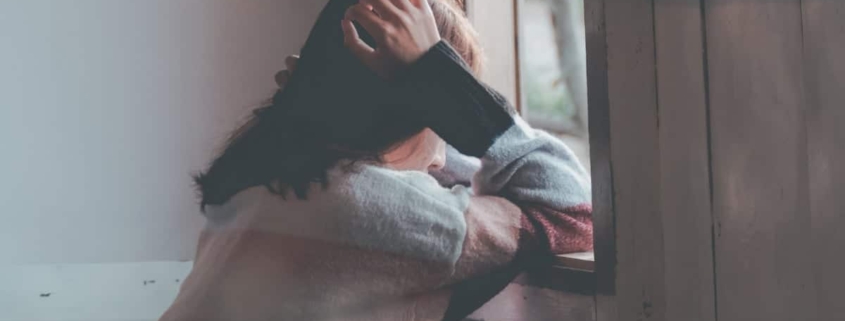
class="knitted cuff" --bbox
[400,41,515,157]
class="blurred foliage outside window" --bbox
[520,0,589,169]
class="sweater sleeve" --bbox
[348,112,592,298]
[296,39,591,305]
[367,114,592,320]
[394,41,593,319]
[398,42,516,158]
[429,115,593,278]
[398,41,593,258]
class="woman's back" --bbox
[162,165,463,320]
[162,164,465,321]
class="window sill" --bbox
[555,251,595,272]
[514,252,596,295]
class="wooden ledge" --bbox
[554,251,595,272]
[513,252,596,295]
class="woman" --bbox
[161,0,592,320]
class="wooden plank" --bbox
[653,1,716,321]
[703,1,818,320]
[584,0,616,319]
[801,2,845,320]
[554,251,595,272]
[600,0,666,320]
[516,267,596,296]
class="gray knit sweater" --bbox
[160,42,592,321]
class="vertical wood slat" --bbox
[589,1,717,320]
[802,2,845,320]
[653,1,716,321]
[703,1,818,320]
[584,1,619,321]
[584,0,616,318]
[598,0,666,320]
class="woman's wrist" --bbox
[400,41,515,157]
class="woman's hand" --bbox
[274,55,300,89]
[342,0,441,78]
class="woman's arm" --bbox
[342,0,592,316]
[341,0,593,280]
[404,39,594,256]
[400,42,592,321]
[354,39,593,281]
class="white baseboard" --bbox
[0,261,193,321]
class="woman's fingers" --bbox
[275,55,299,88]
[360,0,403,22]
[274,70,290,88]
[341,18,376,64]
[284,55,299,73]
[389,0,413,10]
[345,4,386,40]
[342,0,439,77]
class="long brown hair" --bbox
[194,0,483,211]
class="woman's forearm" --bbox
[401,41,593,255]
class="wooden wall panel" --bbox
[584,0,616,318]
[802,2,845,320]
[703,1,819,320]
[600,0,666,320]
[653,1,716,321]
[588,0,844,320]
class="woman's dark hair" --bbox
[194,0,481,210]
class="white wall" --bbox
[0,0,327,265]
